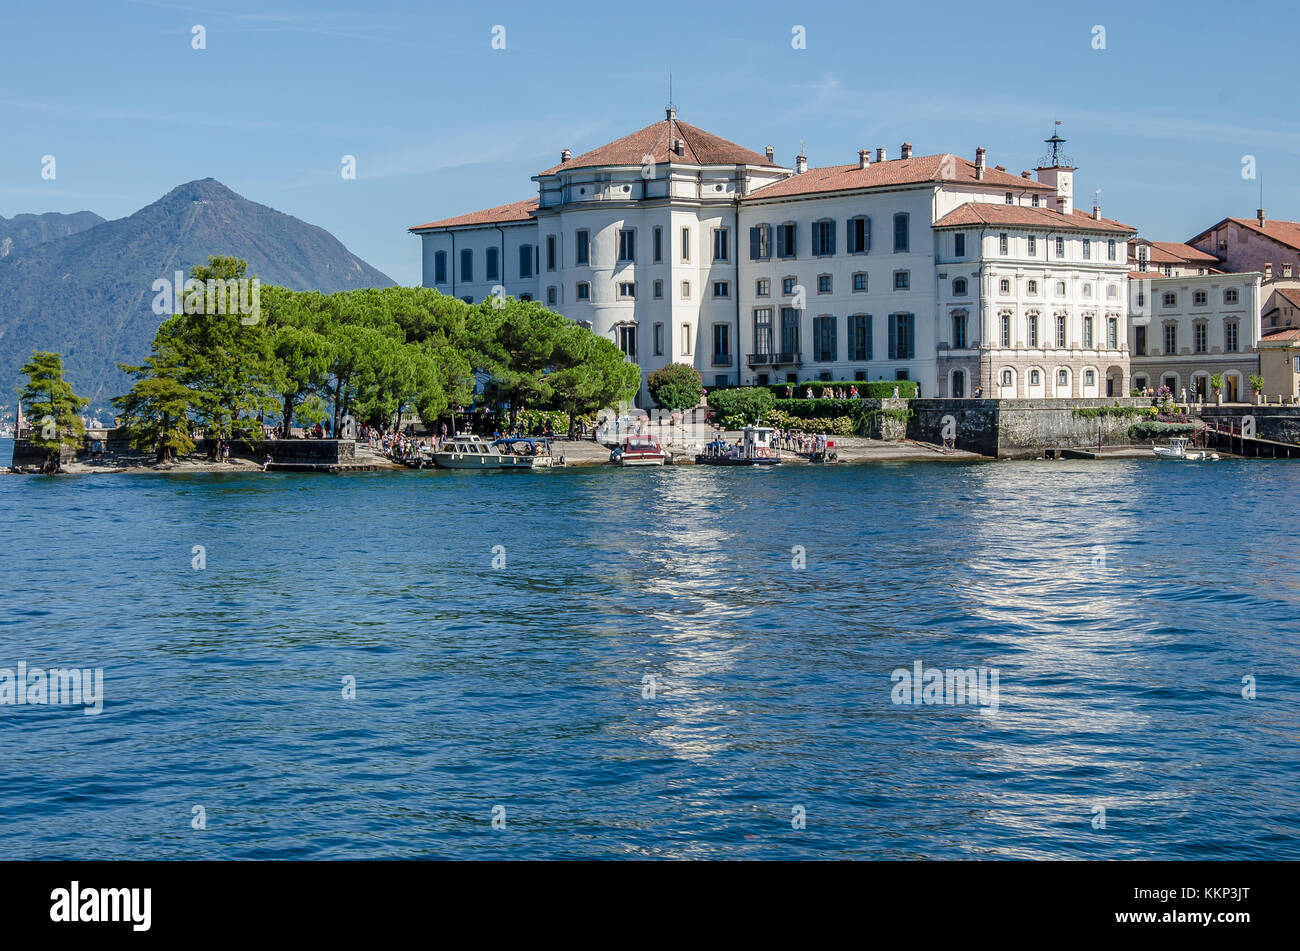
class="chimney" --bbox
[795,152,808,174]
[560,149,571,163]
[974,146,986,181]
[858,149,870,170]
[875,147,887,163]
[1264,263,1273,280]
[1258,208,1267,227]
[1092,203,1102,221]
[1021,170,1031,179]
[900,142,912,159]
[764,144,775,162]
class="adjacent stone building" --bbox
[1187,213,1300,279]
[1126,268,1261,401]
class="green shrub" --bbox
[647,363,703,410]
[1072,403,1151,420]
[707,387,776,423]
[516,409,568,433]
[1129,421,1196,439]
[765,410,855,436]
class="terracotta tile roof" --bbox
[1133,240,1221,265]
[1190,217,1300,252]
[409,198,538,232]
[1259,327,1300,343]
[933,202,1136,234]
[1270,287,1300,310]
[1129,270,1166,280]
[537,116,776,176]
[743,153,1055,201]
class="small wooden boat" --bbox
[695,426,782,466]
[610,435,670,466]
[1152,436,1218,461]
[432,434,555,469]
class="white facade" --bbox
[410,119,1134,403]
[1127,272,1262,401]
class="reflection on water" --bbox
[1,458,1297,858]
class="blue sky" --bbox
[2,0,1295,286]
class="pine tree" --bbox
[17,351,88,472]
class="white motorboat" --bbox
[609,435,670,466]
[432,434,555,469]
[1152,436,1218,461]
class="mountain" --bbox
[0,179,395,405]
[0,210,105,258]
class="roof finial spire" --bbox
[666,71,676,120]
[1046,120,1065,165]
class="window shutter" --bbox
[750,227,760,260]
[828,223,836,256]
[906,314,915,358]
[888,316,897,360]
[865,217,872,252]
[812,225,821,257]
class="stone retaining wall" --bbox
[909,398,1151,458]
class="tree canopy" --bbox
[647,362,704,411]
[104,257,640,452]
[17,351,88,470]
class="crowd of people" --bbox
[785,384,905,400]
[772,428,834,457]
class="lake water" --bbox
[1,449,1297,859]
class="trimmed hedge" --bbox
[770,398,863,419]
[767,380,917,400]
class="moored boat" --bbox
[610,435,670,466]
[694,426,782,466]
[432,434,555,469]
[1152,436,1218,461]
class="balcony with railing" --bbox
[747,352,801,367]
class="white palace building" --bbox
[410,112,1136,403]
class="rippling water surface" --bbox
[2,451,1297,859]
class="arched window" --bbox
[1030,369,1041,385]
[1001,369,1012,386]
[1057,369,1069,386]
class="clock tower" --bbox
[1035,127,1075,216]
